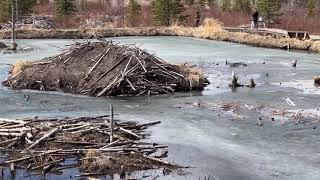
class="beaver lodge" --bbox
[0,115,182,177]
[3,40,209,96]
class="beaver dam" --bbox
[0,114,183,177]
[3,40,209,96]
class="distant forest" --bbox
[0,0,319,33]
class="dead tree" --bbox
[10,0,17,50]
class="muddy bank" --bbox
[3,40,208,96]
[0,27,176,39]
[0,25,319,53]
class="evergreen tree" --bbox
[257,0,282,24]
[206,0,216,6]
[126,0,141,26]
[186,0,195,6]
[151,0,184,26]
[0,0,36,23]
[221,0,232,11]
[0,0,11,23]
[80,0,86,11]
[233,0,251,14]
[306,0,314,16]
[171,0,184,22]
[18,0,37,18]
[54,0,76,16]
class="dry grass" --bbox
[11,60,32,76]
[168,18,320,53]
[310,41,320,53]
[199,18,224,34]
[81,150,114,173]
[1,17,320,53]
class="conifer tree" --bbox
[0,0,11,23]
[54,0,76,16]
[233,0,251,14]
[257,0,281,24]
[151,0,184,26]
[221,0,232,11]
[126,0,141,26]
[306,0,314,16]
[18,0,36,18]
[0,0,36,23]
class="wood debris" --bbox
[0,114,181,177]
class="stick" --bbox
[142,154,177,167]
[85,56,127,90]
[99,139,120,149]
[0,118,27,124]
[119,127,142,139]
[126,78,136,91]
[0,137,18,145]
[110,104,114,143]
[0,132,23,136]
[137,121,161,128]
[63,124,90,132]
[29,159,64,171]
[85,48,111,78]
[25,127,61,151]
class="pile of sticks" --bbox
[78,40,193,96]
[4,40,208,97]
[272,109,320,130]
[0,107,179,177]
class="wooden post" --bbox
[0,167,3,180]
[292,59,297,67]
[15,0,18,22]
[10,0,17,50]
[10,163,15,179]
[231,70,238,88]
[248,78,256,88]
[110,104,114,143]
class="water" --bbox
[0,37,319,180]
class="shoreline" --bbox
[0,26,319,53]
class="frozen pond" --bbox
[0,37,320,180]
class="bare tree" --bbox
[10,0,17,50]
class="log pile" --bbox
[0,114,180,177]
[3,40,209,96]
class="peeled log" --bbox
[0,118,27,124]
[25,127,61,151]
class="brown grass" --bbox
[168,18,320,52]
[1,17,320,53]
[310,41,320,53]
[11,60,32,76]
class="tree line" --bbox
[1,0,320,26]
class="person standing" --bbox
[195,10,200,27]
[252,10,259,29]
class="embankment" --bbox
[1,19,319,53]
